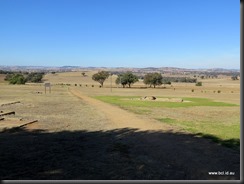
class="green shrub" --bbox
[25,72,44,83]
[195,82,202,86]
[9,74,26,84]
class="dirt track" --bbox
[69,88,176,131]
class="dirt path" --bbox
[69,88,176,131]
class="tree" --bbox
[143,73,162,88]
[8,74,26,84]
[115,72,138,88]
[162,80,171,87]
[25,72,44,83]
[143,73,153,87]
[195,82,202,86]
[81,72,86,77]
[231,75,238,80]
[92,71,110,87]
[115,74,127,88]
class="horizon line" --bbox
[0,65,240,70]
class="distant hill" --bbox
[0,65,240,75]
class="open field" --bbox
[0,71,240,180]
[43,71,240,102]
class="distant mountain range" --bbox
[0,65,240,74]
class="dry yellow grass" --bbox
[43,71,109,86]
[0,84,109,132]
[0,74,7,84]
[43,71,240,104]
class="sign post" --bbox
[44,83,51,94]
[110,73,112,92]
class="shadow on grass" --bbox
[157,118,240,151]
[0,127,240,180]
[194,133,240,150]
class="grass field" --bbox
[94,96,238,108]
[93,95,240,149]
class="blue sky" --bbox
[0,0,240,69]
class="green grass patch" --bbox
[93,96,239,150]
[94,96,237,108]
[160,118,177,124]
[158,118,240,150]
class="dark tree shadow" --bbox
[0,127,240,180]
[193,133,240,150]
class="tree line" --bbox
[92,71,198,88]
[4,72,45,84]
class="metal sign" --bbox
[44,83,51,93]
[44,83,50,87]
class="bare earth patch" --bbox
[125,96,191,102]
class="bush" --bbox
[5,72,44,84]
[161,76,197,83]
[231,76,238,80]
[75,84,77,86]
[81,72,86,77]
[92,85,94,87]
[217,90,221,93]
[8,74,26,84]
[195,82,202,86]
[191,89,194,92]
[25,72,44,83]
